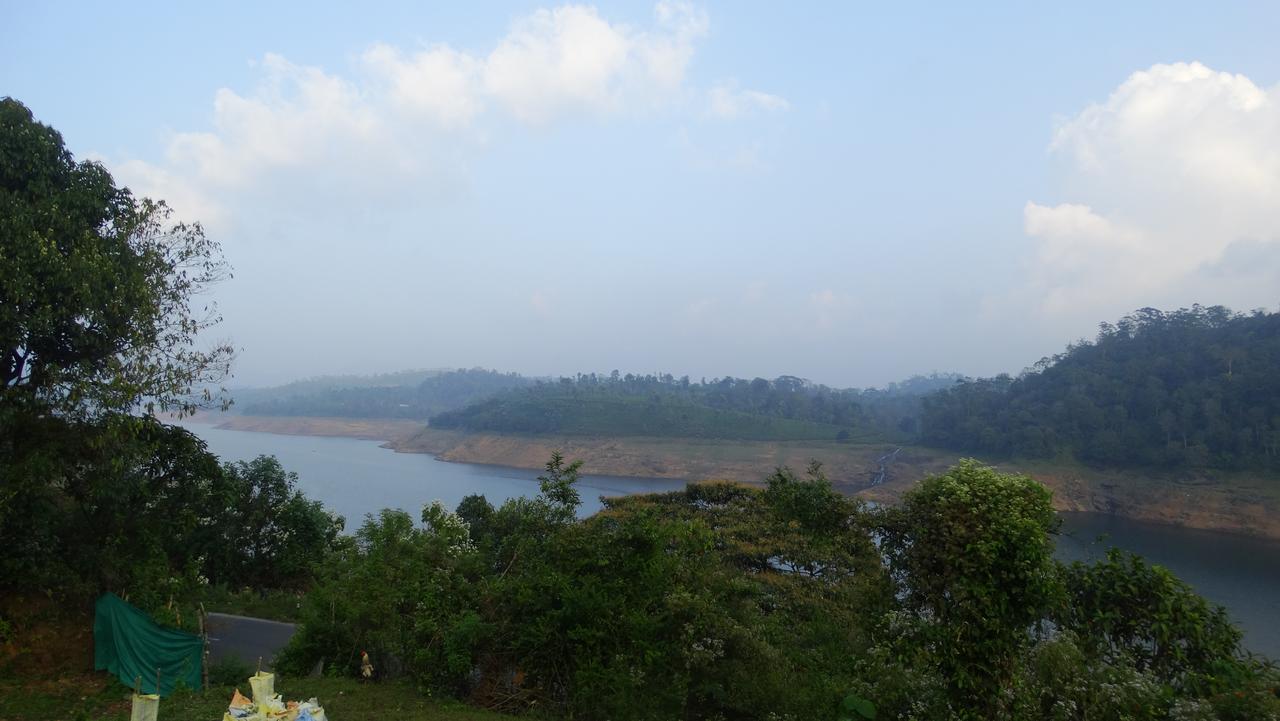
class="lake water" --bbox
[181,423,689,521]
[1056,512,1280,659]
[182,423,1280,658]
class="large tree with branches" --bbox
[1,96,232,419]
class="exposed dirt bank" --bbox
[198,416,1280,539]
[395,429,1280,539]
[391,427,936,485]
[862,460,1280,540]
[186,413,424,442]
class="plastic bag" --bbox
[249,672,275,704]
[130,693,159,721]
[224,676,325,721]
[296,698,326,721]
[229,689,253,709]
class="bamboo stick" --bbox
[199,603,210,691]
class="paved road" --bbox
[205,612,298,670]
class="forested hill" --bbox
[239,368,533,419]
[429,373,870,441]
[920,306,1280,470]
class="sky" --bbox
[4,1,1279,388]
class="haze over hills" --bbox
[236,368,533,420]
[227,368,453,410]
[198,304,1280,541]
[224,367,963,440]
[222,305,1280,475]
[8,3,1280,716]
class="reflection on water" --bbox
[180,422,1279,658]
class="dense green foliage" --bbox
[0,99,338,617]
[920,306,1280,470]
[880,460,1060,717]
[206,456,344,589]
[0,410,342,606]
[280,457,889,718]
[280,458,1279,720]
[1056,548,1243,689]
[431,387,849,440]
[430,372,869,440]
[852,372,966,439]
[1,97,232,420]
[240,368,532,419]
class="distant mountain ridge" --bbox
[226,367,962,442]
[217,304,1280,470]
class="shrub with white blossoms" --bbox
[421,500,474,556]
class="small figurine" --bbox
[360,650,374,680]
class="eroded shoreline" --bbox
[195,414,1280,540]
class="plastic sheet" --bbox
[94,593,202,697]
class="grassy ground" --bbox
[198,586,306,623]
[0,597,518,721]
[0,675,518,721]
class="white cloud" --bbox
[361,43,481,128]
[481,3,707,122]
[117,53,406,222]
[483,6,632,122]
[644,1,710,88]
[1023,62,1280,316]
[109,155,226,227]
[110,3,724,224]
[707,84,790,119]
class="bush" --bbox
[1056,548,1242,689]
[208,655,255,687]
[277,457,1276,720]
[878,459,1060,717]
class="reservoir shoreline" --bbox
[180,419,1280,659]
[190,413,1280,541]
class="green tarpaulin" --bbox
[94,593,202,697]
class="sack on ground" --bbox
[130,693,159,721]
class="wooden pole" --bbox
[198,603,210,691]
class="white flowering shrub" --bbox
[421,500,473,556]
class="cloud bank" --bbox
[112,2,785,225]
[1024,62,1280,317]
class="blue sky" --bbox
[4,1,1279,387]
